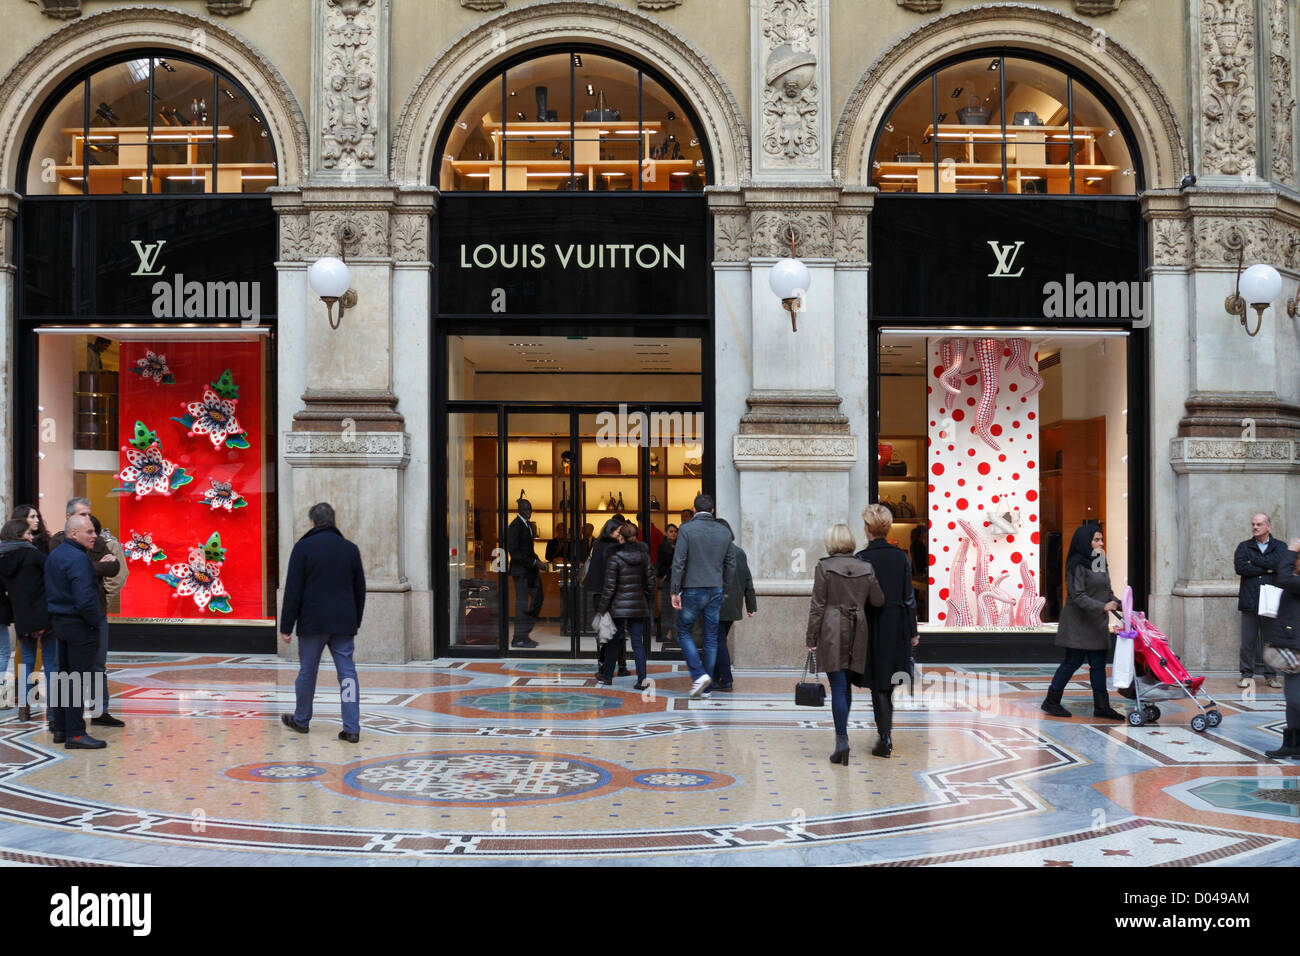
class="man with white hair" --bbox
[1234,513,1285,689]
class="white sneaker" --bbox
[689,674,713,699]
[1238,676,1254,689]
[1267,676,1283,689]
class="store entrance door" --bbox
[446,403,705,658]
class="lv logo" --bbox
[130,240,167,276]
[986,240,1025,278]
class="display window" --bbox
[877,330,1130,631]
[35,330,275,625]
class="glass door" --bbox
[447,407,504,653]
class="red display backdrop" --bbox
[115,340,268,621]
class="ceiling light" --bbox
[988,59,1000,71]
[572,54,582,67]
[951,86,963,99]
[586,84,594,96]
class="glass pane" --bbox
[506,413,572,653]
[37,331,275,622]
[878,331,1129,631]
[641,73,705,191]
[442,72,502,191]
[649,408,705,654]
[216,78,277,193]
[872,75,934,194]
[502,53,574,192]
[449,410,503,649]
[571,54,639,192]
[1002,58,1069,194]
[1070,80,1136,195]
[86,58,152,194]
[151,58,215,195]
[27,84,85,195]
[933,58,1005,193]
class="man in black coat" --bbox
[279,503,367,742]
[43,514,106,749]
[1235,513,1286,688]
[506,497,540,648]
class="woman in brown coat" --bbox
[805,523,884,765]
[1041,523,1124,720]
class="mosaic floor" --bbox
[0,655,1296,865]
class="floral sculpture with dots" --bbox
[114,421,194,500]
[130,350,175,385]
[171,369,250,450]
[156,532,231,614]
[200,478,247,512]
[122,531,167,564]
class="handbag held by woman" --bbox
[795,650,826,706]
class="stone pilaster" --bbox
[751,0,831,181]
[0,189,17,524]
[1190,0,1261,182]
[312,0,389,180]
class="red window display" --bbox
[36,332,274,624]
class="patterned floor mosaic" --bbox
[0,655,1296,865]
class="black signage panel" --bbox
[872,197,1142,321]
[20,197,277,320]
[437,195,709,318]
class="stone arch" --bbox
[392,0,749,187]
[0,4,309,191]
[834,3,1187,190]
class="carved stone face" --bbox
[780,65,816,98]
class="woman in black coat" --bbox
[0,518,54,722]
[596,521,654,689]
[585,517,627,677]
[1040,524,1124,721]
[854,504,919,758]
[1263,538,1300,758]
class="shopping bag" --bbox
[1259,583,1283,619]
[1112,629,1136,689]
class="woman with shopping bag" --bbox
[1262,537,1300,759]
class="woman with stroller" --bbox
[1041,523,1125,720]
[1263,536,1300,758]
[596,520,653,690]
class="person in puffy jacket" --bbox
[0,519,54,723]
[586,517,627,678]
[596,521,654,689]
[1264,538,1300,759]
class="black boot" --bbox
[871,691,893,757]
[1265,728,1300,759]
[829,734,850,765]
[1092,691,1124,721]
[1041,688,1071,718]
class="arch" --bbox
[834,3,1187,190]
[393,0,749,187]
[0,5,309,192]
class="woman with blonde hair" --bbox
[855,503,920,758]
[805,522,884,765]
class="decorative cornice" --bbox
[896,0,942,11]
[733,434,858,471]
[207,0,258,14]
[27,0,80,18]
[1072,0,1123,13]
[461,0,506,8]
[638,0,682,8]
[283,430,411,469]
[1169,437,1300,474]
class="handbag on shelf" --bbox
[597,456,621,475]
[795,650,826,707]
[896,495,916,519]
[881,460,907,477]
[683,458,702,477]
[956,93,990,125]
[518,459,538,475]
[1259,583,1284,619]
[1012,111,1042,126]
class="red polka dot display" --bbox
[926,336,1041,627]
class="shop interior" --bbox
[448,335,704,654]
[878,330,1129,630]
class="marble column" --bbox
[0,190,16,520]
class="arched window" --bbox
[870,54,1137,195]
[438,48,709,192]
[20,52,277,195]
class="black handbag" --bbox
[795,650,826,707]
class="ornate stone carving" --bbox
[1193,218,1271,265]
[1152,218,1191,267]
[322,0,379,170]
[1073,0,1123,12]
[638,0,682,8]
[760,0,819,166]
[1178,439,1294,460]
[1270,0,1295,184]
[733,434,857,471]
[896,0,942,11]
[279,214,312,261]
[750,210,833,258]
[307,210,389,258]
[1200,0,1258,176]
[207,0,258,14]
[390,215,428,261]
[832,213,868,263]
[460,0,505,8]
[283,430,411,468]
[26,0,80,18]
[713,212,750,262]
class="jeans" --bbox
[713,620,734,687]
[0,626,10,691]
[1049,648,1109,695]
[1239,611,1276,678]
[93,618,111,714]
[675,587,722,681]
[826,669,852,737]
[49,616,99,738]
[293,634,360,736]
[17,630,56,713]
[601,618,647,682]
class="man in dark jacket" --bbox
[506,497,540,648]
[1235,513,1285,688]
[279,503,367,743]
[670,494,735,699]
[44,514,106,749]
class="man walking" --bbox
[1235,513,1285,689]
[670,494,734,699]
[507,496,541,648]
[279,503,367,742]
[44,514,106,749]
